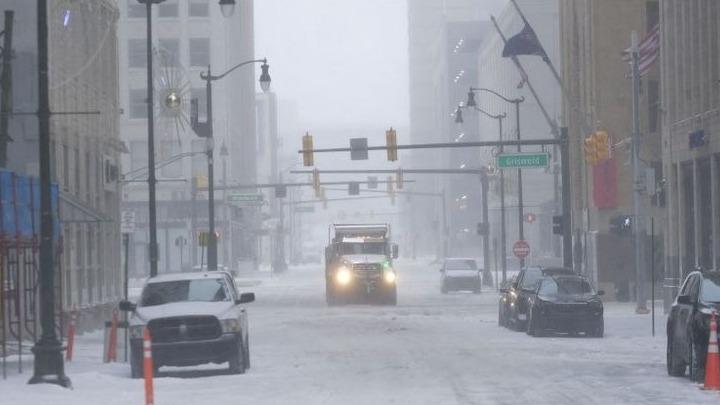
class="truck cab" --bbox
[324,224,398,305]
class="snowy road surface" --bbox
[2,259,718,404]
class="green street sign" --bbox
[294,206,315,213]
[227,193,264,202]
[496,153,550,169]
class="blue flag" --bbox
[502,23,548,61]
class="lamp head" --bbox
[219,0,236,18]
[259,60,271,92]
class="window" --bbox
[158,38,180,67]
[129,89,147,119]
[62,144,70,190]
[127,1,145,18]
[189,38,210,67]
[647,79,660,133]
[130,141,147,172]
[189,0,209,17]
[158,1,178,18]
[646,1,660,30]
[160,140,183,178]
[190,87,207,121]
[191,139,207,176]
[128,39,147,68]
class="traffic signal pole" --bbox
[299,135,574,272]
[631,32,648,313]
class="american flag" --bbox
[622,25,660,76]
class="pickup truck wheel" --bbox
[228,340,247,375]
[326,283,339,306]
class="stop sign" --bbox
[512,240,530,259]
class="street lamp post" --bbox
[28,0,70,387]
[137,0,238,277]
[456,104,507,284]
[466,88,525,271]
[192,59,271,271]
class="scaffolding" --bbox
[0,169,61,379]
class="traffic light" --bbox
[396,168,404,189]
[387,176,395,206]
[302,132,314,167]
[196,175,209,189]
[584,135,599,166]
[552,215,563,235]
[386,127,398,162]
[595,130,610,161]
[312,168,320,197]
[609,215,632,236]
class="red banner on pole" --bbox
[593,157,618,209]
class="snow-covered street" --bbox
[2,259,718,404]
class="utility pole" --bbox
[29,0,70,387]
[0,10,14,168]
[631,31,648,312]
[480,169,491,285]
[514,101,525,270]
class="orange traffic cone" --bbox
[703,311,720,390]
[65,306,78,361]
[143,327,155,405]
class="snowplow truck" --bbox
[324,224,398,306]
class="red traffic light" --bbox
[525,213,536,223]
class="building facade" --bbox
[2,0,122,327]
[406,0,488,258]
[660,0,720,304]
[475,0,562,270]
[559,0,663,298]
[117,0,257,276]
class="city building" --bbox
[2,0,122,329]
[660,0,720,304]
[474,0,561,268]
[117,0,257,276]
[559,0,663,298]
[406,0,488,258]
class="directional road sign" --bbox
[227,192,264,206]
[496,153,550,169]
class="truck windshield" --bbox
[140,279,229,307]
[338,242,386,255]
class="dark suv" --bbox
[667,271,720,382]
[499,266,574,331]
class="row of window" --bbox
[128,38,210,68]
[128,0,210,19]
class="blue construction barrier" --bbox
[0,169,61,242]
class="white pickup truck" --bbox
[119,271,255,377]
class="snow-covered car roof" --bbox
[146,271,230,284]
[444,257,477,262]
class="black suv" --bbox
[526,274,604,337]
[499,266,574,331]
[667,271,720,382]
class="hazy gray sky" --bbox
[255,0,409,130]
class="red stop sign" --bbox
[513,240,530,259]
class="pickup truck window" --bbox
[141,279,230,307]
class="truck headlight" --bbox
[383,269,396,284]
[129,325,145,339]
[336,267,352,285]
[221,319,242,333]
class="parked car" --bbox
[120,271,255,378]
[500,266,574,331]
[498,274,518,327]
[667,270,720,382]
[440,258,482,294]
[526,274,604,337]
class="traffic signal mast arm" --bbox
[196,179,415,191]
[298,138,567,156]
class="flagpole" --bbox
[490,16,557,137]
[507,0,592,136]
